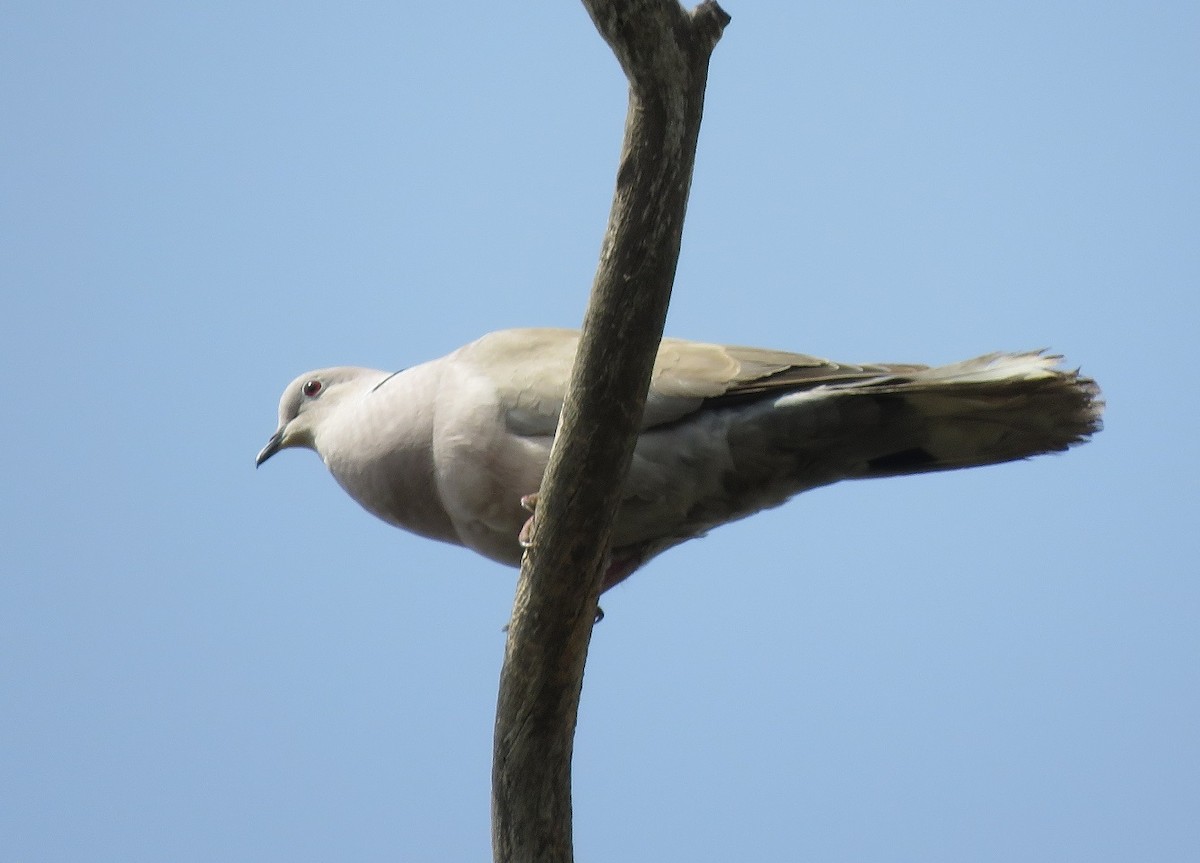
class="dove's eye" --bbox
[302,380,323,398]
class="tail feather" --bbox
[614,350,1102,575]
[851,351,1102,477]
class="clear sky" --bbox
[3,2,1197,861]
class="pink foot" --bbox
[518,493,539,548]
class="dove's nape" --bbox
[257,328,1102,590]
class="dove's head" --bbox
[256,367,378,467]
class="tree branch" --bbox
[491,2,730,862]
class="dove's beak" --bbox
[255,429,284,467]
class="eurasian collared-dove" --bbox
[257,328,1101,590]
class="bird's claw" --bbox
[518,493,539,548]
[514,494,607,624]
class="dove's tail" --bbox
[770,351,1103,480]
[611,350,1101,591]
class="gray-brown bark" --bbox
[490,2,730,862]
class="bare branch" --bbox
[491,2,730,862]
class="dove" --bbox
[256,328,1101,590]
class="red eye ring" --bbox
[302,380,323,398]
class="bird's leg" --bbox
[517,491,611,623]
[517,493,539,548]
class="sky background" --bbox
[3,2,1197,861]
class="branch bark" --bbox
[491,2,730,862]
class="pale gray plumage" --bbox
[257,328,1102,590]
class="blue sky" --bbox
[3,2,1197,860]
